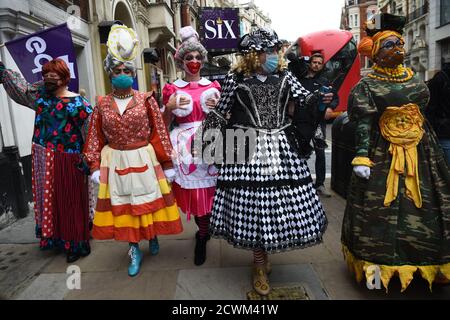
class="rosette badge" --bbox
[107,24,140,62]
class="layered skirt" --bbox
[32,143,90,253]
[92,144,183,243]
[170,122,217,219]
[210,129,327,253]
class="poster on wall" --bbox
[199,7,240,55]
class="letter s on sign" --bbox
[204,20,217,39]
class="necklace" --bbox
[113,91,134,99]
[368,64,414,83]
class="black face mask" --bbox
[44,79,60,93]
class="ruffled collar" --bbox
[173,78,212,88]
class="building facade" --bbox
[239,0,271,35]
[341,0,379,74]
[428,0,450,77]
[89,0,182,103]
[403,0,429,80]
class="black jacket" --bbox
[426,70,450,139]
[296,73,339,112]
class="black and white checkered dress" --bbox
[203,71,327,253]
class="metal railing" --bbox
[407,4,428,22]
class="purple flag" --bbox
[199,7,240,54]
[5,23,79,92]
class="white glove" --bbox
[353,165,371,180]
[164,168,176,183]
[91,170,100,184]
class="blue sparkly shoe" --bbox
[128,244,143,277]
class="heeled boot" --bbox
[128,243,143,277]
[194,232,208,266]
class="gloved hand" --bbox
[91,170,100,184]
[164,168,176,183]
[353,165,371,180]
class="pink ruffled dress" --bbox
[162,78,221,219]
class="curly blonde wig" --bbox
[232,49,288,77]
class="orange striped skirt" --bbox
[92,144,183,243]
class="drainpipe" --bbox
[181,2,191,27]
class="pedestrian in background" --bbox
[289,52,339,197]
[425,59,450,164]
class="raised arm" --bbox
[0,62,43,110]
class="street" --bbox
[1,124,449,300]
[0,0,449,303]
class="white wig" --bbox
[174,26,208,70]
[103,53,136,78]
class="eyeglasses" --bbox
[184,54,202,61]
[381,39,404,50]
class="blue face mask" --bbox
[262,54,279,74]
[111,74,134,89]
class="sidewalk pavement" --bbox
[1,180,449,300]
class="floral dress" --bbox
[0,68,93,254]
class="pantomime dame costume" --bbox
[0,59,92,263]
[162,26,221,266]
[342,13,450,291]
[84,25,182,277]
[199,28,327,295]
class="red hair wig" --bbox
[42,58,71,86]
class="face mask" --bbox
[185,61,202,75]
[111,74,134,89]
[262,54,279,74]
[44,79,60,93]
